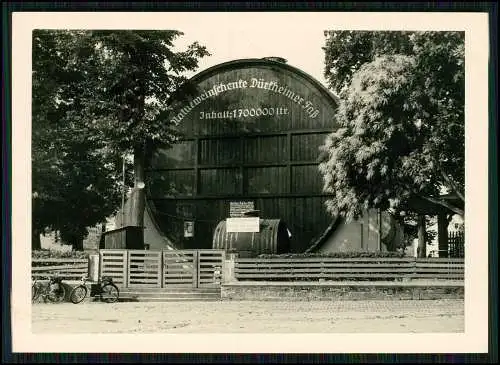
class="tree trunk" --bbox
[32,228,41,251]
[99,223,106,249]
[417,214,427,258]
[129,145,146,228]
[61,231,85,251]
[437,212,449,258]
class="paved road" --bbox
[32,299,464,333]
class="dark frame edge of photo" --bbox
[2,1,498,364]
[487,2,499,365]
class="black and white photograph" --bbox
[10,10,490,354]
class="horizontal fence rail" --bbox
[100,250,127,287]
[198,250,225,288]
[32,253,464,286]
[99,249,224,289]
[234,257,464,282]
[31,258,88,280]
[128,250,162,288]
[163,250,197,287]
[414,258,464,280]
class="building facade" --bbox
[142,58,398,254]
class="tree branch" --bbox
[420,195,464,217]
[439,166,465,202]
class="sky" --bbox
[169,13,330,87]
[20,11,487,89]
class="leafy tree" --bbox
[77,30,209,229]
[32,30,124,250]
[319,31,464,243]
[323,31,415,96]
[32,30,210,249]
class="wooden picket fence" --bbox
[448,231,465,258]
[31,258,88,280]
[99,249,224,289]
[234,257,464,282]
[414,258,464,280]
[31,254,465,285]
[163,250,197,287]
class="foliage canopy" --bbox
[320,31,465,223]
[32,30,210,249]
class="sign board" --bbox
[226,217,260,233]
[169,76,323,125]
[184,221,194,238]
[229,201,255,217]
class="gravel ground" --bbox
[32,299,464,333]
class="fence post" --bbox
[160,250,164,289]
[88,254,100,282]
[411,257,417,281]
[222,252,237,284]
[193,250,199,288]
[437,213,449,258]
[98,251,103,280]
[125,250,130,289]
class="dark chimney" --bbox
[262,57,287,64]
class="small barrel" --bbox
[212,219,291,257]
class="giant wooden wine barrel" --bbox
[145,58,339,252]
[212,218,291,257]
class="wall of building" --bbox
[143,203,175,250]
[146,59,340,253]
[110,199,409,254]
[315,209,409,254]
[318,209,384,253]
[109,195,174,251]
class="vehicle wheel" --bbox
[32,283,40,302]
[69,285,88,304]
[47,283,66,303]
[100,283,119,303]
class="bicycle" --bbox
[69,275,120,304]
[32,274,67,303]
